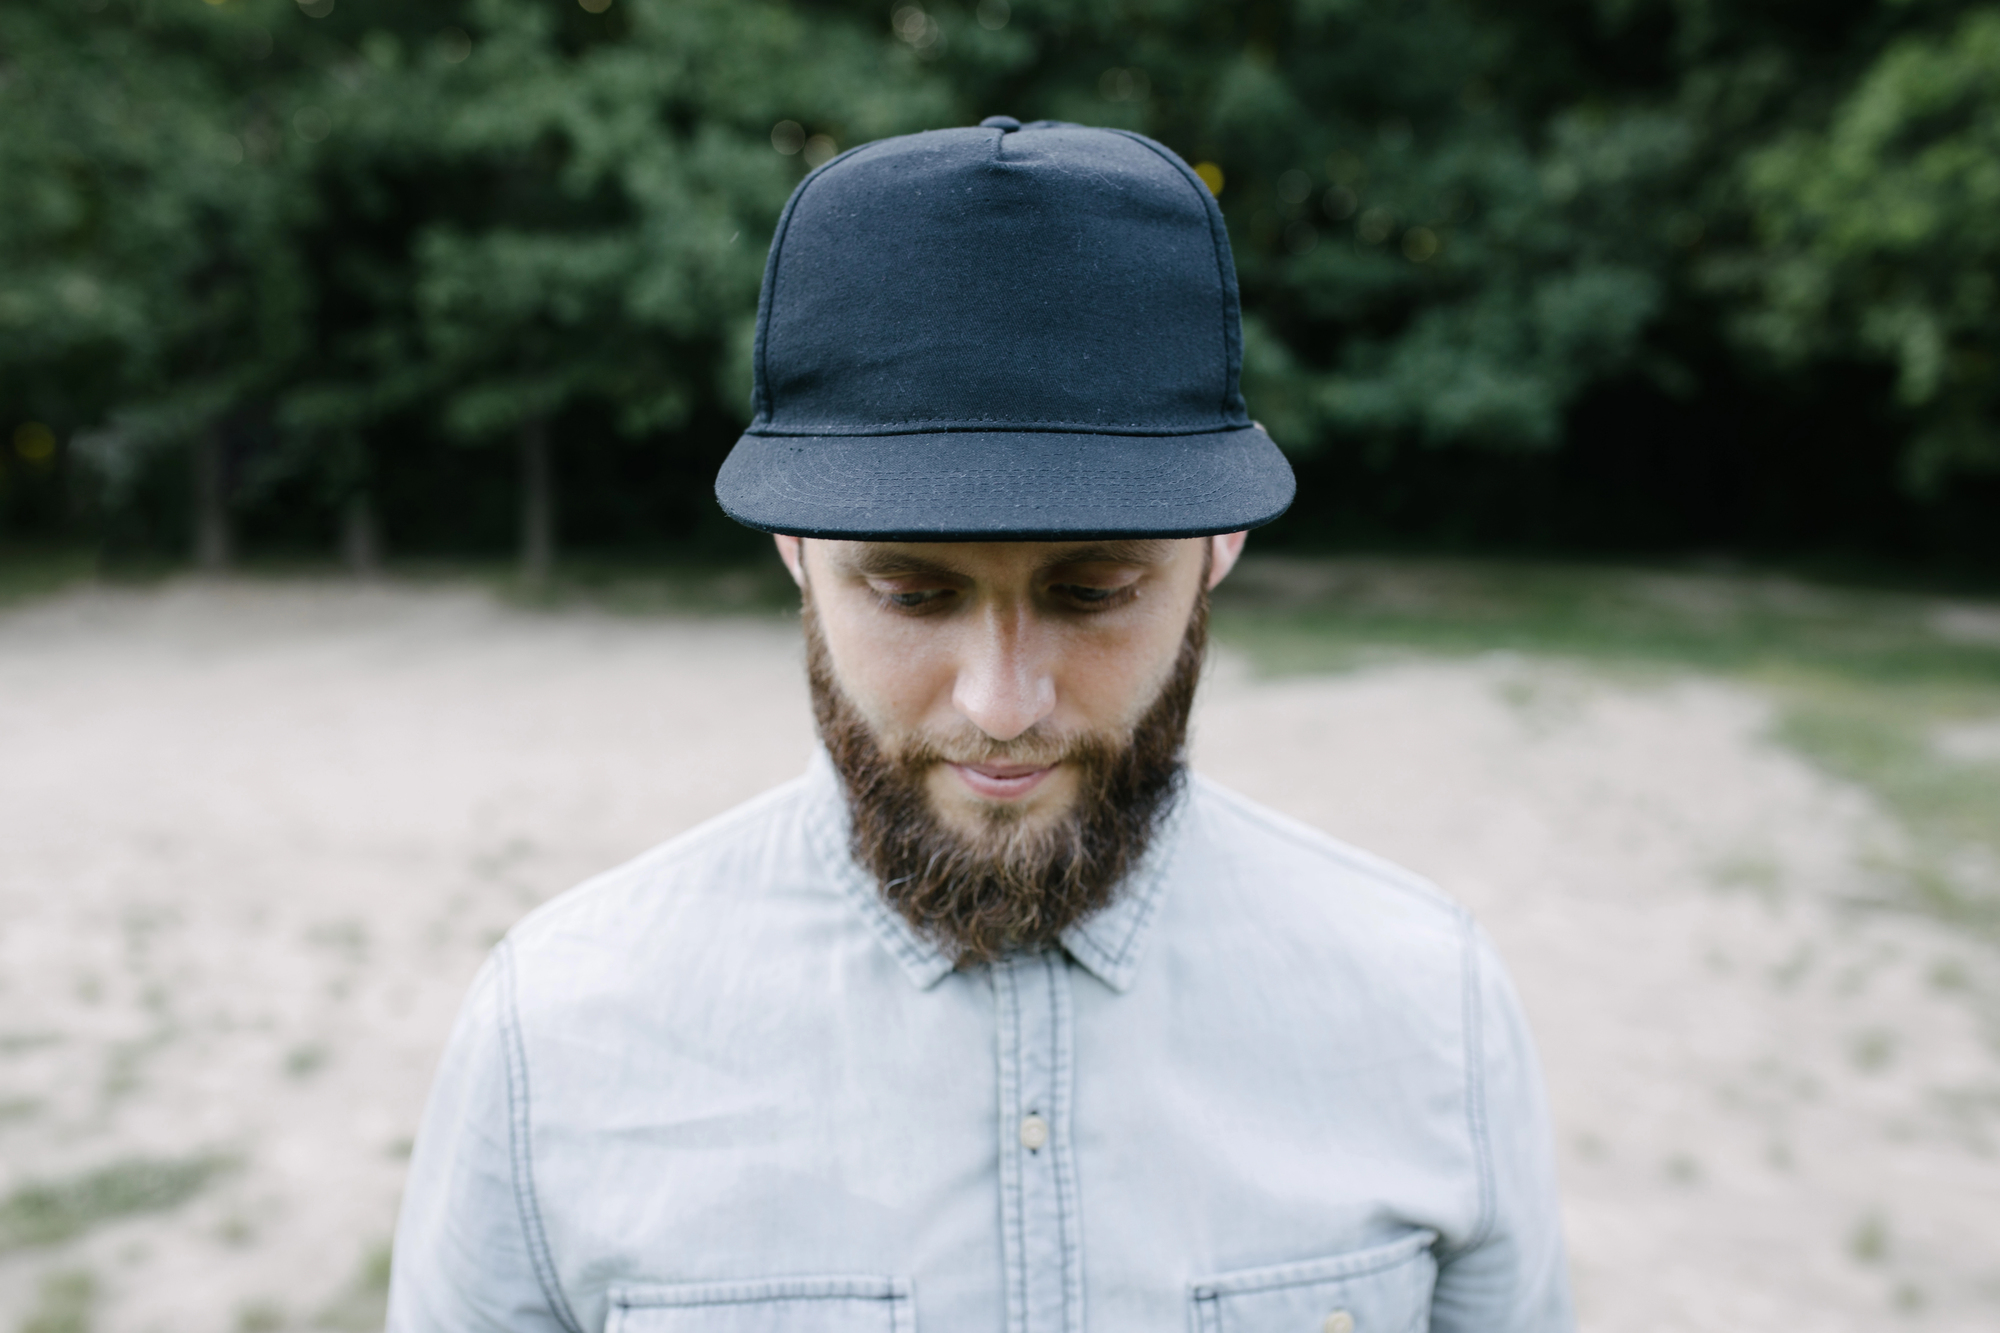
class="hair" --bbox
[803,561,1209,965]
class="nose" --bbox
[950,607,1056,743]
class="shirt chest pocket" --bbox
[609,1276,914,1333]
[1190,1230,1438,1333]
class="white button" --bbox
[1018,1114,1049,1151]
[1323,1312,1355,1333]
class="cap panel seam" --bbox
[1105,130,1239,422]
[755,140,887,428]
[496,939,585,1333]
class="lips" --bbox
[948,761,1057,801]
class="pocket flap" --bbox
[1191,1230,1438,1333]
[610,1275,913,1333]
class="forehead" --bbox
[822,539,1186,579]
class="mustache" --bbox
[891,729,1102,771]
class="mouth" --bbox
[947,761,1058,802]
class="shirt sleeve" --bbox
[388,943,578,1333]
[1430,923,1576,1332]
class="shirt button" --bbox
[1018,1114,1049,1151]
[1322,1312,1355,1333]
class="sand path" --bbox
[0,581,1993,1331]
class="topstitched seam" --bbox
[497,942,583,1333]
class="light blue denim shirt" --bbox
[390,756,1572,1332]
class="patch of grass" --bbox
[478,553,798,617]
[1209,555,2000,943]
[1709,851,1785,905]
[1848,1029,1899,1073]
[0,1155,232,1254]
[0,545,97,610]
[1210,555,2000,684]
[235,1301,285,1333]
[100,1028,175,1103]
[19,1270,96,1333]
[1773,679,2000,939]
[304,919,369,964]
[284,1043,329,1079]
[314,1241,392,1332]
[0,1032,62,1055]
[1849,1210,1890,1263]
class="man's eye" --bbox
[879,587,952,609]
[1053,584,1124,605]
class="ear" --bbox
[1205,531,1248,589]
[774,535,806,587]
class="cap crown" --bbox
[750,123,1251,438]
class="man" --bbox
[390,119,1571,1331]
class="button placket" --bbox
[993,952,1083,1333]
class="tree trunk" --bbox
[192,429,232,571]
[342,490,381,576]
[519,419,554,589]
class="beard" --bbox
[804,587,1207,967]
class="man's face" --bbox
[780,535,1244,834]
[779,532,1245,962]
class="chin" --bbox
[930,773,1077,833]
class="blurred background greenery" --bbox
[2,0,1999,579]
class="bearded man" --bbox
[390,119,1572,1332]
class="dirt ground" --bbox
[1,580,1995,1332]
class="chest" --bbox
[525,951,1472,1333]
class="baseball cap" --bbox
[714,117,1295,540]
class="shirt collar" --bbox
[800,750,1187,994]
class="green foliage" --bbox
[0,0,1994,559]
[1736,7,2000,495]
[0,1,309,472]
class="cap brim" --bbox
[714,427,1295,540]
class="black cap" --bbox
[714,120,1295,540]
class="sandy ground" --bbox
[0,580,1995,1331]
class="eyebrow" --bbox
[839,540,1178,579]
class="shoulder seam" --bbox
[1104,129,1242,419]
[1192,777,1466,922]
[1454,918,1498,1255]
[497,939,584,1333]
[508,777,814,943]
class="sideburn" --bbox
[805,584,1208,966]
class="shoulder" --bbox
[502,772,827,977]
[1184,773,1467,928]
[1168,774,1476,998]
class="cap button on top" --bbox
[1322,1312,1355,1333]
[980,115,1022,131]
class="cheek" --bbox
[817,599,954,734]
[1055,608,1190,731]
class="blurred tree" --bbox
[263,0,950,579]
[0,0,313,566]
[1731,6,2000,499]
[1,0,1993,568]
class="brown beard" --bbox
[805,584,1208,966]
